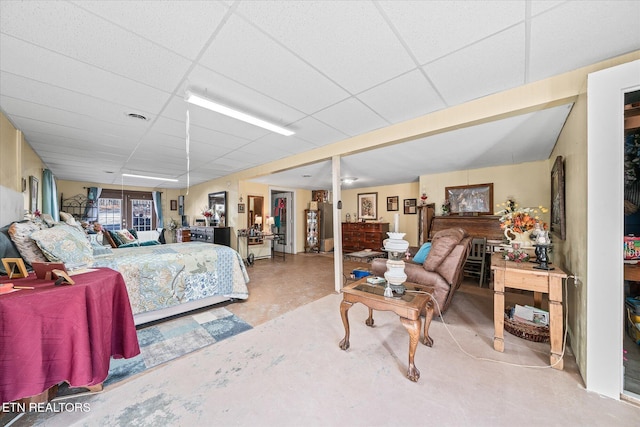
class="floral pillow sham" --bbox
[30,224,94,267]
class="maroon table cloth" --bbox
[0,268,140,403]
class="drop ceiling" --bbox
[1,1,638,190]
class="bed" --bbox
[93,242,249,325]
[1,219,250,325]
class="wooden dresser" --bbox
[342,222,389,252]
[429,215,503,241]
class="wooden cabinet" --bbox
[176,228,191,243]
[342,222,389,252]
[188,226,231,246]
[305,209,320,253]
[417,204,435,245]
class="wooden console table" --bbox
[490,253,567,370]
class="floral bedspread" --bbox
[92,242,249,315]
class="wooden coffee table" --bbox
[338,278,434,382]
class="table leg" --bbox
[422,300,434,347]
[400,316,421,382]
[493,269,505,352]
[366,307,374,327]
[533,291,543,309]
[339,300,353,350]
[549,276,564,370]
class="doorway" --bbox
[270,189,294,254]
[623,89,640,399]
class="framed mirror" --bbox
[247,195,264,230]
[208,191,227,227]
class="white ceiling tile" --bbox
[313,98,389,137]
[0,73,157,126]
[357,69,446,124]
[237,1,416,94]
[529,1,640,81]
[424,25,526,106]
[71,1,227,60]
[530,0,566,16]
[251,134,318,156]
[0,1,191,91]
[379,0,525,64]
[287,116,348,147]
[199,14,349,115]
[0,96,149,141]
[10,117,139,150]
[0,37,171,114]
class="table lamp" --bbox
[383,232,410,296]
[266,216,275,233]
[255,216,262,231]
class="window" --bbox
[98,189,156,231]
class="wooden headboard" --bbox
[429,215,503,241]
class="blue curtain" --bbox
[85,187,101,221]
[152,191,163,228]
[41,169,59,221]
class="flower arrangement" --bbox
[201,207,214,218]
[166,217,179,231]
[496,198,548,233]
[441,199,451,215]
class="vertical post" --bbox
[332,156,343,293]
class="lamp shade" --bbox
[255,216,263,225]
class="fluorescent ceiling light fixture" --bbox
[122,173,179,182]
[341,177,358,184]
[185,91,294,136]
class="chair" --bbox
[464,237,487,287]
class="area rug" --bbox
[104,307,252,387]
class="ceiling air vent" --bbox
[127,113,148,121]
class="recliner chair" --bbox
[371,227,472,317]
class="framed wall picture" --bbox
[387,196,399,211]
[29,176,39,212]
[357,192,377,220]
[445,183,493,215]
[238,203,245,213]
[404,198,417,214]
[170,200,178,211]
[551,156,566,240]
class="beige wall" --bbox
[0,112,44,223]
[420,160,551,221]
[549,91,588,378]
[341,182,420,245]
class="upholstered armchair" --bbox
[371,227,472,317]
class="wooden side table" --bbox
[490,253,567,369]
[338,279,434,381]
